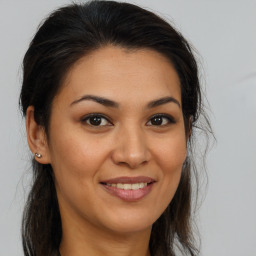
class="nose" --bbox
[111,126,151,169]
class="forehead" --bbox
[56,45,181,106]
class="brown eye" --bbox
[82,114,112,126]
[151,116,164,125]
[147,114,175,126]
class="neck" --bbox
[59,209,151,256]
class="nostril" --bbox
[110,137,151,168]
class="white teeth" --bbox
[139,183,145,189]
[123,184,132,190]
[131,183,140,190]
[107,182,148,190]
[117,183,123,189]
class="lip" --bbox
[100,176,156,202]
[101,176,155,184]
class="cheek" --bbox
[48,126,110,198]
[154,131,187,173]
[159,142,186,191]
[151,131,187,209]
[48,131,109,217]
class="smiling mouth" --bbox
[102,182,151,190]
[100,176,155,201]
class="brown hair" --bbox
[20,1,211,255]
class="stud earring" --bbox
[35,153,42,158]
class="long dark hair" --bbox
[20,1,210,255]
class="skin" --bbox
[26,46,187,256]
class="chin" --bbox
[97,208,157,235]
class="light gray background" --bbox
[0,0,255,255]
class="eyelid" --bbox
[81,113,113,126]
[80,113,175,127]
[146,113,176,126]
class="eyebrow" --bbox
[70,94,181,108]
[147,96,181,108]
[70,95,119,108]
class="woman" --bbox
[20,1,210,256]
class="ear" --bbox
[26,106,51,164]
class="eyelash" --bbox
[81,113,112,127]
[146,114,176,126]
[81,113,175,127]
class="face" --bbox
[45,46,187,235]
